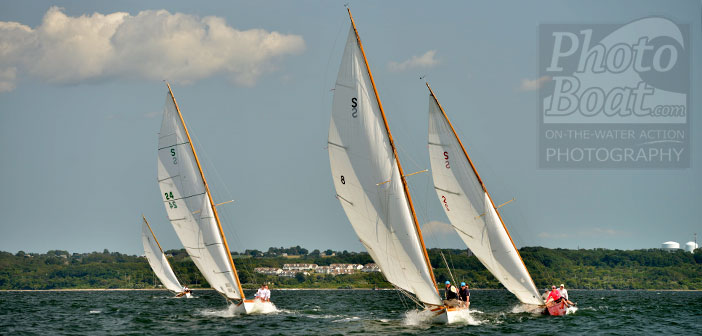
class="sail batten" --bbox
[157,84,244,301]
[426,84,544,305]
[141,216,183,293]
[328,11,442,306]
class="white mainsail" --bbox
[328,11,442,306]
[157,84,244,301]
[427,85,544,305]
[141,216,184,293]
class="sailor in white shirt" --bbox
[558,284,568,300]
[262,284,271,302]
[255,284,266,301]
[559,284,574,305]
[255,284,271,302]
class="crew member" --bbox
[443,281,460,307]
[459,282,470,307]
[559,284,573,306]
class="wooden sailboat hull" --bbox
[232,299,276,314]
[429,305,471,324]
[546,300,568,316]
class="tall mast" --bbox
[426,82,539,291]
[143,215,165,254]
[166,83,246,300]
[347,9,439,294]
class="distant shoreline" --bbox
[2,288,700,292]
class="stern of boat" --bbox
[429,305,471,324]
[234,299,277,314]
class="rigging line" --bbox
[439,250,457,288]
[186,124,251,296]
[392,283,423,309]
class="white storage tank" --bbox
[684,241,698,253]
[661,241,680,251]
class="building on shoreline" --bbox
[254,263,380,277]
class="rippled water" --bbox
[1,289,700,335]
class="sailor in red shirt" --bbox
[547,285,562,303]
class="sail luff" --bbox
[165,83,246,300]
[143,215,165,254]
[348,10,439,295]
[426,82,540,298]
[141,216,183,293]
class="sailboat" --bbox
[156,83,274,314]
[425,84,562,314]
[141,215,191,298]
[328,9,467,324]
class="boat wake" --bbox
[402,308,484,326]
[510,303,544,314]
[197,301,279,318]
[566,306,578,315]
[245,301,278,314]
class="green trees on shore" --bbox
[1,247,700,290]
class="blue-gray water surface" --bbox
[1,289,700,335]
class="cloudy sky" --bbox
[1,1,700,255]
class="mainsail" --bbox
[328,10,442,306]
[141,215,183,293]
[426,84,544,305]
[157,84,244,301]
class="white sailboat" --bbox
[426,84,546,308]
[328,9,466,324]
[157,83,274,314]
[141,215,191,298]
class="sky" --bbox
[0,0,700,255]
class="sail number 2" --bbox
[164,191,177,209]
[441,195,450,211]
[444,151,450,168]
[351,98,358,118]
[170,148,178,164]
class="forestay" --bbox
[141,217,183,293]
[328,23,442,306]
[427,87,544,305]
[157,87,242,300]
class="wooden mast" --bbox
[347,9,439,295]
[426,82,540,296]
[143,215,165,253]
[166,83,246,301]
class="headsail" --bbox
[427,84,544,305]
[328,10,442,306]
[157,84,244,301]
[141,216,183,293]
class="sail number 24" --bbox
[164,191,177,209]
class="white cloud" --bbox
[388,50,439,72]
[421,220,456,236]
[518,76,551,91]
[0,7,305,91]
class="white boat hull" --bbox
[428,305,471,324]
[232,299,277,314]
